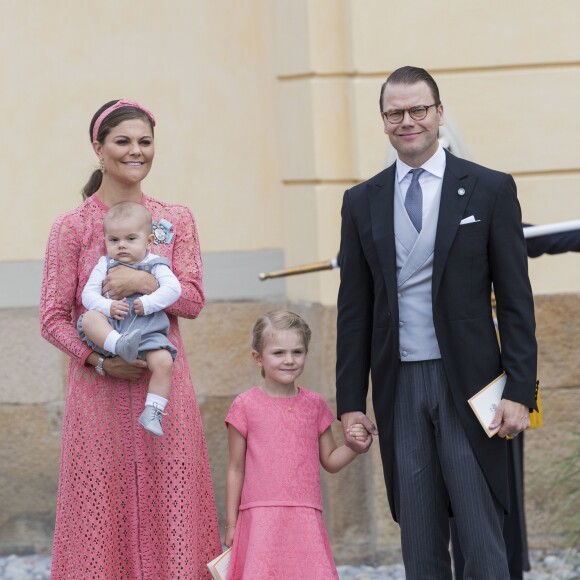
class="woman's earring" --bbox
[98,158,105,173]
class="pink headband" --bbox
[91,99,156,142]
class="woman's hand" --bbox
[103,356,148,380]
[102,266,157,300]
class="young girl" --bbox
[224,310,371,579]
[78,201,181,436]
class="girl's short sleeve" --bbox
[317,396,336,436]
[225,395,248,438]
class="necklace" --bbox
[259,385,298,412]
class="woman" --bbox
[40,100,221,578]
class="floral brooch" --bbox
[152,219,174,244]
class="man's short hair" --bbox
[379,66,441,111]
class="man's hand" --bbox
[110,298,130,320]
[341,411,378,454]
[489,399,530,439]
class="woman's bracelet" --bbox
[225,524,236,529]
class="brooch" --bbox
[152,219,174,245]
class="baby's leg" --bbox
[82,311,114,349]
[145,349,174,400]
[82,311,141,362]
[138,349,174,437]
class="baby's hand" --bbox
[133,298,144,316]
[347,423,371,443]
[110,298,129,320]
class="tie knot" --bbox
[410,168,424,180]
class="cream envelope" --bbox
[468,373,506,437]
[207,547,232,580]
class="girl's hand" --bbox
[103,266,157,300]
[110,298,130,320]
[133,298,144,316]
[347,423,371,442]
[224,524,236,548]
[341,411,377,454]
[103,356,148,380]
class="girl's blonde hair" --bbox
[252,310,312,357]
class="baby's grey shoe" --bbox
[116,329,142,362]
[138,403,166,437]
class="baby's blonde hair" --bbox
[252,310,312,377]
[103,201,152,233]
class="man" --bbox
[336,66,537,579]
[453,225,580,579]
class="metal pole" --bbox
[523,220,580,239]
[258,221,580,280]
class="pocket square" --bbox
[460,215,480,225]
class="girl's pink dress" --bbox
[40,194,221,579]
[225,387,340,579]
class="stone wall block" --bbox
[0,309,65,405]
[321,422,375,564]
[525,386,580,548]
[181,301,284,398]
[535,295,580,388]
[198,396,234,534]
[0,405,60,554]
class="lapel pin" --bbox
[457,188,466,196]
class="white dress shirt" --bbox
[396,145,447,222]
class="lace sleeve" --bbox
[165,206,204,319]
[40,214,93,362]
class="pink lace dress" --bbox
[225,387,339,580]
[40,194,221,579]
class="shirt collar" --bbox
[396,145,446,183]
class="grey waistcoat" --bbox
[394,175,442,361]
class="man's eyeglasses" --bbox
[382,104,438,124]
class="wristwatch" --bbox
[95,356,107,376]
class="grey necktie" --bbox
[405,168,424,233]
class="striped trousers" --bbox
[393,359,509,580]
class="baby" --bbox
[78,201,181,436]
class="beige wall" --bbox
[276,0,580,303]
[0,0,281,260]
[2,0,580,299]
[1,0,580,561]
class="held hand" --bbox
[133,298,144,316]
[347,423,371,442]
[224,525,236,548]
[103,356,148,380]
[110,299,130,320]
[341,411,378,454]
[489,399,530,439]
[103,266,154,301]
